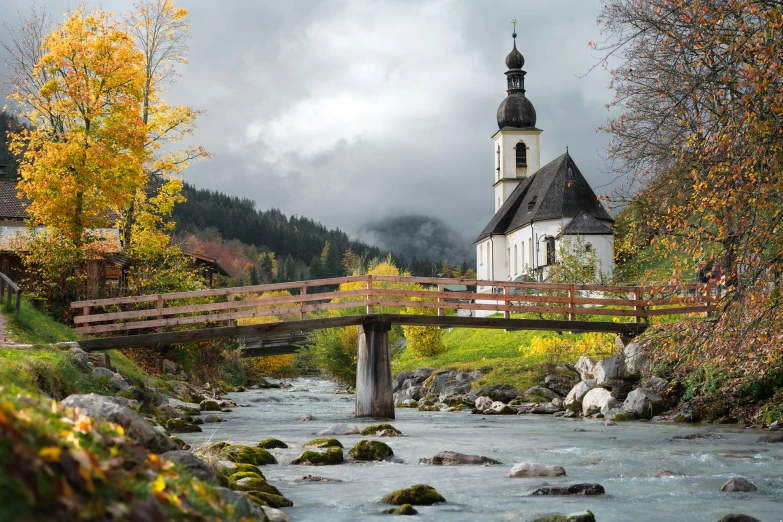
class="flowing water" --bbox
[179,379,783,522]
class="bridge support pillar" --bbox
[355,321,394,419]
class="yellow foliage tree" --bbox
[9,8,147,244]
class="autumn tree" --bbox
[7,8,147,244]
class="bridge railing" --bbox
[70,275,717,337]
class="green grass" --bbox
[3,297,79,344]
[394,328,576,391]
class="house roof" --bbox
[559,210,613,236]
[0,180,30,220]
[474,153,613,243]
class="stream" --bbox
[178,379,783,521]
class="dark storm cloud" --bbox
[1,0,614,251]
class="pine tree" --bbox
[284,254,296,282]
[249,265,260,285]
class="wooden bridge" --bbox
[70,275,714,418]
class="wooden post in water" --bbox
[355,320,394,419]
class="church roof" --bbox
[559,210,613,236]
[474,153,613,243]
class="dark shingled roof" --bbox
[474,153,613,243]
[559,210,613,236]
[0,179,30,220]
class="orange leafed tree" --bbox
[8,8,147,244]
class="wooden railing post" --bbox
[0,279,4,305]
[568,284,576,321]
[227,293,235,327]
[300,286,307,320]
[437,283,444,316]
[503,286,510,319]
[4,282,10,309]
[82,306,90,340]
[634,287,642,324]
[366,275,373,314]
[156,295,164,333]
[14,290,20,320]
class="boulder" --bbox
[644,376,670,396]
[531,511,596,522]
[392,371,413,392]
[219,445,277,465]
[92,366,118,380]
[720,477,757,493]
[87,352,111,368]
[167,418,202,433]
[381,484,445,505]
[204,415,224,423]
[162,359,178,375]
[231,477,282,496]
[382,504,418,515]
[69,347,90,370]
[305,438,343,449]
[552,397,565,408]
[316,423,359,436]
[575,356,597,381]
[160,450,216,483]
[623,342,649,378]
[491,402,517,415]
[524,386,560,401]
[544,373,578,397]
[361,424,402,437]
[475,396,493,411]
[508,462,566,477]
[758,434,783,443]
[582,388,618,416]
[244,491,293,509]
[476,384,522,403]
[531,484,605,496]
[262,506,291,522]
[214,487,266,520]
[594,355,626,385]
[200,399,221,412]
[717,516,762,522]
[299,413,316,421]
[292,447,344,465]
[419,451,501,466]
[61,394,177,454]
[349,440,393,461]
[531,403,561,414]
[413,367,437,379]
[622,388,665,418]
[600,379,632,400]
[258,438,288,449]
[564,380,597,412]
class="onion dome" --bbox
[497,29,536,129]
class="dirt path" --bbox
[0,312,33,348]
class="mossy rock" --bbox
[244,491,294,508]
[169,436,186,448]
[361,424,402,437]
[222,444,277,465]
[177,406,201,416]
[418,404,438,412]
[292,447,344,466]
[349,440,393,461]
[611,412,636,422]
[382,503,418,515]
[497,405,517,415]
[231,477,282,496]
[200,399,221,411]
[381,484,445,505]
[258,438,288,449]
[531,510,596,522]
[305,437,343,449]
[226,463,265,478]
[236,386,246,392]
[166,418,202,433]
[229,471,264,482]
[453,404,471,411]
[208,441,229,451]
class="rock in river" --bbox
[581,388,618,416]
[508,462,566,477]
[362,423,402,437]
[258,438,288,449]
[531,484,605,496]
[419,451,501,466]
[721,477,757,493]
[292,447,344,465]
[349,440,394,461]
[305,437,343,449]
[381,484,446,505]
[382,503,418,515]
[160,450,216,483]
[531,511,596,522]
[622,388,665,418]
[316,423,359,436]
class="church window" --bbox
[515,142,527,176]
[545,237,556,266]
[514,244,518,275]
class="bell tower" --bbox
[492,21,542,212]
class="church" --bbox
[474,29,614,285]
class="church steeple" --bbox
[497,21,537,129]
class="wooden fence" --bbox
[0,272,22,320]
[70,275,716,338]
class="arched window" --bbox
[515,142,527,177]
[514,244,518,275]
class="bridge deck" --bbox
[72,313,649,352]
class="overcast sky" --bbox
[1,0,614,247]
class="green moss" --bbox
[166,418,201,433]
[305,437,343,448]
[170,436,186,448]
[200,400,221,411]
[531,511,596,522]
[349,440,394,461]
[225,463,265,478]
[382,503,418,515]
[257,438,288,449]
[221,445,277,465]
[611,412,636,422]
[291,447,344,466]
[230,477,282,496]
[361,424,401,436]
[228,471,264,483]
[381,484,446,505]
[243,491,294,508]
